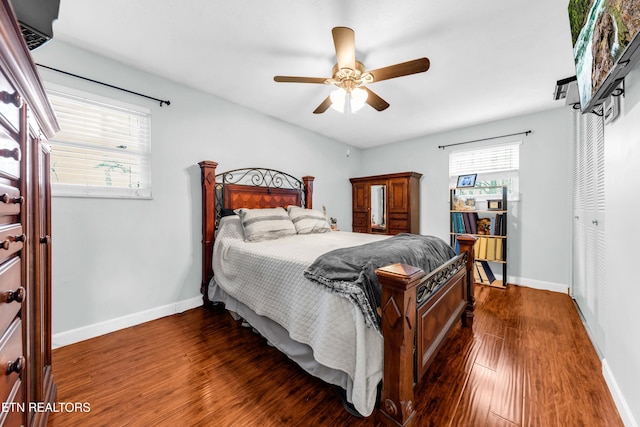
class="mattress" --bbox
[209,215,389,416]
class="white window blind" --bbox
[449,142,520,199]
[46,85,152,199]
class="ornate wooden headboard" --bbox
[198,161,314,304]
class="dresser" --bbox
[0,1,58,426]
[349,172,422,235]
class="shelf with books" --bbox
[450,186,507,288]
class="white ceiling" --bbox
[50,0,577,149]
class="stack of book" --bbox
[473,236,504,261]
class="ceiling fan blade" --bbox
[313,96,332,114]
[332,27,356,70]
[274,76,328,84]
[363,87,390,111]
[367,58,430,83]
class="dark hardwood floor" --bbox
[48,284,623,427]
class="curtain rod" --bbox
[437,130,532,150]
[36,63,171,107]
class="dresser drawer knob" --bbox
[6,356,25,376]
[0,91,22,108]
[0,234,25,250]
[6,286,24,304]
[0,147,21,161]
[40,235,51,244]
[0,193,23,205]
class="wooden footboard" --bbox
[375,235,476,427]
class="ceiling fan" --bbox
[273,26,430,114]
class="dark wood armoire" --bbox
[0,1,58,425]
[349,172,422,235]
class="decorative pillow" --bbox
[287,206,331,234]
[235,207,297,242]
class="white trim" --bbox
[506,275,569,294]
[603,358,639,427]
[52,296,202,348]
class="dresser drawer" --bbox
[0,70,20,136]
[353,213,368,227]
[0,259,22,335]
[0,320,23,405]
[389,218,408,231]
[0,226,23,262]
[0,183,21,219]
[0,129,20,180]
[0,379,23,427]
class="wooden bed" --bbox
[199,161,476,427]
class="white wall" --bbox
[32,40,362,344]
[601,64,640,427]
[359,108,574,291]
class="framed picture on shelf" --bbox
[487,199,503,210]
[456,174,477,188]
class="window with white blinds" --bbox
[46,85,152,199]
[448,142,520,199]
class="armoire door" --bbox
[351,181,369,232]
[388,178,409,214]
[28,133,55,427]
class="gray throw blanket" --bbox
[304,233,455,332]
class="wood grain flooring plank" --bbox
[489,326,524,425]
[447,364,496,427]
[474,333,504,371]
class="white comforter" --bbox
[211,216,389,416]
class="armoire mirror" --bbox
[370,184,386,232]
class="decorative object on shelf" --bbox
[465,198,476,209]
[456,173,477,188]
[477,218,491,235]
[330,217,338,230]
[487,199,503,210]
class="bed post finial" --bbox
[199,161,218,307]
[375,263,425,427]
[302,176,314,209]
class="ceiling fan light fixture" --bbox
[330,88,346,113]
[330,86,368,114]
[350,87,367,113]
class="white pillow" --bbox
[235,207,297,242]
[287,206,331,234]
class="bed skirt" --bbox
[208,279,364,409]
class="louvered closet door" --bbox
[572,110,606,354]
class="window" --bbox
[449,142,520,200]
[46,84,152,199]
